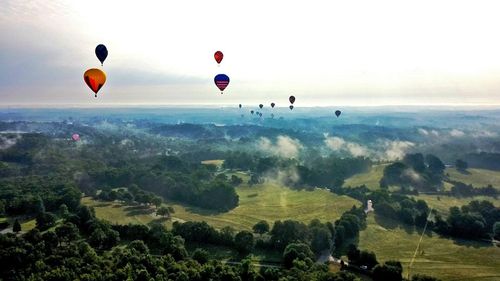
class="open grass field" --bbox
[83,179,360,231]
[413,194,500,215]
[168,181,360,231]
[446,168,500,189]
[359,215,500,281]
[343,164,387,190]
[82,197,159,225]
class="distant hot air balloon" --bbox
[95,44,108,66]
[259,113,263,117]
[271,102,275,108]
[84,68,107,97]
[289,105,294,110]
[214,51,223,64]
[239,104,242,109]
[335,110,341,117]
[214,74,230,94]
[251,110,254,115]
[72,133,80,141]
[259,104,263,109]
[289,95,295,104]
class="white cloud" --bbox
[418,128,429,135]
[324,136,346,151]
[324,136,369,157]
[346,142,369,157]
[450,129,465,137]
[383,140,415,161]
[258,135,302,158]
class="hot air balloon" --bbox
[239,104,242,109]
[84,68,107,97]
[259,113,262,117]
[95,44,108,66]
[214,74,230,94]
[251,110,254,115]
[289,95,295,104]
[259,104,263,109]
[335,110,341,117]
[289,105,294,110]
[271,102,275,108]
[72,133,80,141]
[214,51,223,64]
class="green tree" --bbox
[283,243,314,269]
[35,212,56,231]
[192,248,209,264]
[373,260,402,281]
[235,230,254,254]
[252,220,270,235]
[455,159,468,171]
[426,154,445,175]
[127,240,149,255]
[230,175,243,186]
[493,221,500,240]
[152,196,163,209]
[310,225,332,254]
[156,206,175,218]
[13,219,21,233]
[59,203,69,218]
[55,222,79,243]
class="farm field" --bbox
[84,180,360,231]
[446,168,500,189]
[412,194,500,215]
[359,215,500,281]
[343,164,387,190]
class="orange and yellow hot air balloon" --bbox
[84,68,106,97]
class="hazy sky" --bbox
[1,0,500,106]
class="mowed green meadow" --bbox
[169,181,360,230]
[343,164,387,190]
[445,168,500,189]
[359,215,500,281]
[413,194,500,215]
[83,179,360,231]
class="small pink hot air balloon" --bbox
[72,134,80,141]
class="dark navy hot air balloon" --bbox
[214,74,230,94]
[335,110,341,117]
[259,104,263,109]
[214,51,223,64]
[239,104,242,109]
[95,44,108,66]
[289,105,294,110]
[289,95,295,104]
[271,102,275,108]
[251,110,254,115]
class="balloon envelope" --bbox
[84,68,107,97]
[214,51,223,64]
[289,105,294,110]
[259,104,263,109]
[72,134,80,141]
[289,96,295,104]
[335,110,341,117]
[214,74,230,93]
[251,110,254,114]
[95,44,108,65]
[239,104,242,108]
[271,102,275,108]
